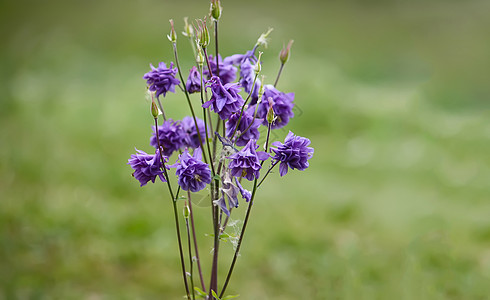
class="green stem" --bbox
[185,204,196,300]
[188,191,206,292]
[154,117,190,300]
[274,63,284,87]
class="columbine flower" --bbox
[150,119,185,156]
[235,178,252,202]
[181,116,207,149]
[257,85,294,129]
[228,139,269,181]
[128,148,167,186]
[143,62,180,98]
[214,172,240,216]
[225,108,262,147]
[186,66,201,94]
[239,59,261,105]
[171,148,211,192]
[203,54,237,84]
[271,131,314,176]
[203,76,244,120]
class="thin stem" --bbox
[214,20,220,78]
[188,192,206,292]
[274,63,285,87]
[203,47,214,78]
[185,203,196,300]
[172,42,208,164]
[219,178,258,298]
[199,65,216,176]
[154,117,190,300]
[209,161,223,299]
[230,74,258,140]
[257,161,278,188]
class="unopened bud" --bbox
[210,0,222,21]
[167,19,177,43]
[253,51,263,74]
[183,202,190,219]
[151,99,161,118]
[256,28,273,48]
[196,46,204,67]
[182,17,194,38]
[279,40,294,64]
[266,97,275,124]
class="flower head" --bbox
[171,148,211,192]
[150,119,185,156]
[214,172,240,216]
[203,76,244,120]
[181,116,207,149]
[271,131,314,176]
[203,54,237,84]
[235,178,252,202]
[128,148,167,186]
[225,108,262,146]
[143,62,180,98]
[186,66,201,94]
[228,139,269,181]
[257,85,294,129]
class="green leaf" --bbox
[211,290,220,299]
[194,287,207,298]
[212,175,221,181]
[222,295,240,300]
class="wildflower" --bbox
[228,139,269,181]
[225,108,262,146]
[214,172,240,216]
[203,54,237,84]
[239,59,260,105]
[235,178,252,202]
[181,116,207,149]
[150,119,185,156]
[203,76,244,120]
[186,66,201,94]
[257,85,294,129]
[128,148,167,186]
[271,131,314,176]
[143,62,180,99]
[171,148,211,192]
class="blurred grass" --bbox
[1,0,490,299]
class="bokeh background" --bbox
[1,0,490,299]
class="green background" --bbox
[1,0,489,299]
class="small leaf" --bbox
[222,295,240,300]
[212,175,221,182]
[211,290,220,300]
[194,287,207,298]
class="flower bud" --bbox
[195,19,210,48]
[183,202,190,219]
[182,17,193,38]
[167,19,177,43]
[279,40,294,65]
[266,97,275,124]
[196,46,205,67]
[253,51,263,75]
[256,28,273,49]
[210,0,222,21]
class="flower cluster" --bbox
[127,6,313,298]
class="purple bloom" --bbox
[257,85,295,129]
[203,76,244,120]
[239,59,260,105]
[228,139,269,181]
[181,116,207,149]
[271,131,314,176]
[235,178,252,202]
[203,54,237,84]
[150,119,185,156]
[143,62,180,98]
[127,148,167,186]
[225,108,262,146]
[214,172,240,216]
[186,66,201,94]
[171,148,211,192]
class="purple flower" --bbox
[186,66,201,94]
[257,85,295,129]
[203,54,237,85]
[225,108,262,146]
[271,131,314,176]
[150,119,185,156]
[203,76,244,120]
[228,139,269,181]
[181,116,207,149]
[171,148,211,192]
[127,148,167,186]
[143,62,180,98]
[235,178,252,202]
[239,59,260,105]
[214,172,240,216]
